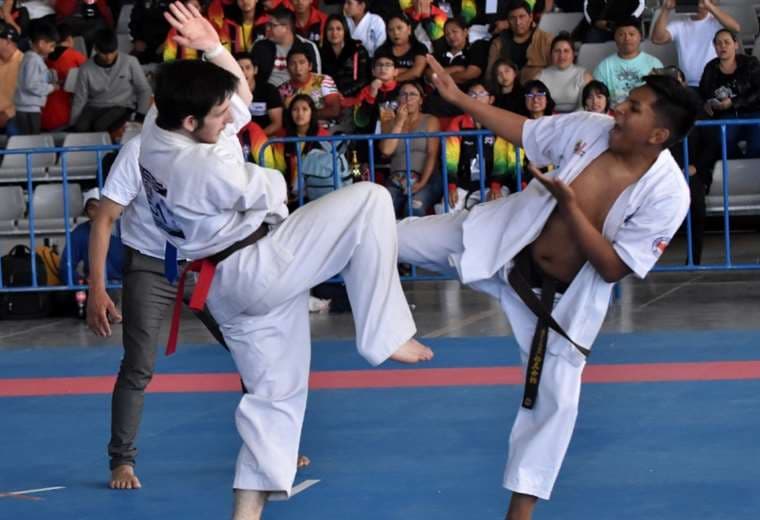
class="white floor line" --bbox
[637,274,705,310]
[1,486,66,496]
[423,309,502,338]
[268,479,320,502]
[0,319,68,341]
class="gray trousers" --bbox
[108,246,227,470]
[13,111,41,135]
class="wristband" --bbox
[203,44,224,61]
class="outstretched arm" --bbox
[164,1,253,105]
[427,54,527,147]
[532,170,631,283]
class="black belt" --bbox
[508,247,589,410]
[208,223,269,265]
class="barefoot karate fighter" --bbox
[138,3,433,517]
[398,55,698,519]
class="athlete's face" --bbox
[609,86,668,152]
[193,97,234,144]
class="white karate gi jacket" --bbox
[452,111,690,361]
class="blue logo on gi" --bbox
[140,164,186,239]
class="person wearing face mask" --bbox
[537,32,592,113]
[592,18,662,107]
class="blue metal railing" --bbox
[1,117,759,294]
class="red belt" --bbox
[164,224,269,356]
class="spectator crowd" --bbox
[0,0,758,264]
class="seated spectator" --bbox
[70,28,152,131]
[293,0,327,45]
[163,0,203,62]
[522,79,555,182]
[218,0,260,54]
[320,14,370,103]
[251,6,321,87]
[593,18,662,106]
[486,0,553,83]
[697,29,760,167]
[425,16,489,117]
[40,24,86,131]
[489,58,524,114]
[537,32,592,113]
[439,82,514,212]
[379,81,441,217]
[374,13,427,82]
[128,0,170,64]
[651,0,740,88]
[239,118,287,171]
[403,0,448,53]
[490,0,552,34]
[282,93,330,197]
[0,22,23,135]
[235,50,283,136]
[582,79,610,113]
[343,0,385,57]
[12,22,58,135]
[278,45,341,123]
[578,0,644,43]
[353,53,400,136]
[56,0,114,53]
[60,188,124,284]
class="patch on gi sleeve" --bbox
[651,237,669,257]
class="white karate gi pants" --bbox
[397,211,586,500]
[211,183,416,494]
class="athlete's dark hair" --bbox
[642,74,700,149]
[154,60,239,130]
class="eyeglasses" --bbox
[469,91,490,98]
[525,92,547,99]
[374,62,395,69]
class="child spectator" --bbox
[236,50,283,136]
[283,93,330,197]
[439,82,514,212]
[582,79,610,113]
[353,52,400,134]
[490,58,524,114]
[522,79,555,183]
[41,23,86,131]
[13,21,58,135]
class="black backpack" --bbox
[0,245,52,319]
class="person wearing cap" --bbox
[59,188,124,285]
[0,21,22,134]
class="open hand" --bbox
[532,168,576,208]
[87,288,122,337]
[426,54,465,105]
[164,1,220,53]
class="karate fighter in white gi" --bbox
[137,3,432,518]
[398,56,699,519]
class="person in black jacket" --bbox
[129,0,171,63]
[319,14,370,100]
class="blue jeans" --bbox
[387,173,443,218]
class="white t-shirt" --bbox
[138,93,289,260]
[346,13,386,57]
[101,134,169,260]
[454,112,689,357]
[667,13,721,87]
[593,52,664,106]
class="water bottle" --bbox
[75,278,86,319]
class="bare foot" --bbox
[297,455,310,468]
[109,465,142,490]
[389,338,433,363]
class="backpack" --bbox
[0,245,52,319]
[301,140,353,201]
[36,244,62,286]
